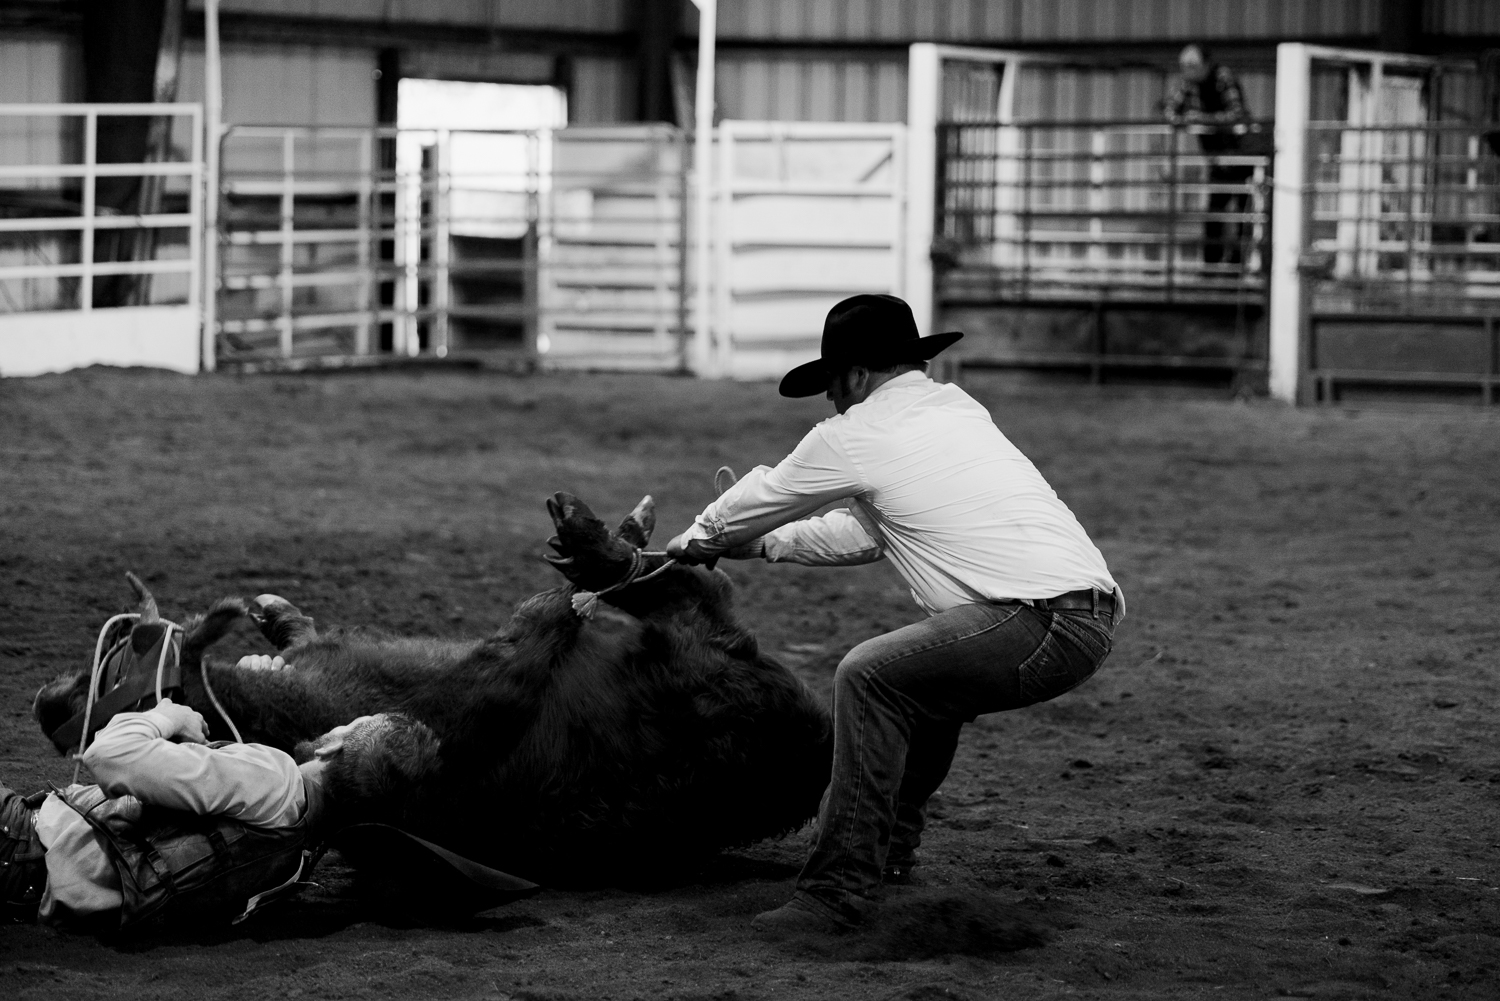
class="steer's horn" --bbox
[618,495,655,547]
[125,571,160,624]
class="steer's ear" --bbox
[617,494,656,548]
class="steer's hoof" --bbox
[252,594,317,650]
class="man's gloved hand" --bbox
[665,532,765,564]
[664,532,713,566]
[151,697,210,745]
[663,465,766,566]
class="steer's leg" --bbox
[252,594,318,650]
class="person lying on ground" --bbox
[665,293,1124,934]
[1,698,438,933]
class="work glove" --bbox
[664,467,767,565]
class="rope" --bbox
[72,612,243,783]
[200,657,243,745]
[570,549,677,619]
[74,613,138,784]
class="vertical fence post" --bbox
[905,43,940,337]
[654,129,671,362]
[675,128,691,372]
[1269,43,1311,404]
[356,129,372,356]
[690,0,718,376]
[1020,125,1032,299]
[432,129,450,358]
[1165,124,1178,302]
[81,110,97,311]
[279,130,295,359]
[186,106,202,315]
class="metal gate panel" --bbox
[712,120,906,381]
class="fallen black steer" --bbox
[36,493,833,882]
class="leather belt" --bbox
[1032,588,1115,618]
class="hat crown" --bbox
[821,294,919,367]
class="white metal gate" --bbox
[706,121,907,381]
[213,124,688,372]
[0,102,203,377]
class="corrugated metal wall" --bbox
[571,57,639,124]
[717,56,907,123]
[1428,0,1500,35]
[713,58,1276,125]
[195,0,630,32]
[709,0,1384,42]
[0,37,83,172]
[1017,66,1276,123]
[176,43,376,126]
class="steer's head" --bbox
[33,573,248,754]
[545,492,656,592]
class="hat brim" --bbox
[778,331,964,398]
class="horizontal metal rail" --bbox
[0,102,202,314]
[934,119,1273,308]
[213,124,687,367]
[1300,121,1500,316]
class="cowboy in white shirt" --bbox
[665,294,1122,933]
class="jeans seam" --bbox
[1013,615,1064,687]
[819,606,1027,888]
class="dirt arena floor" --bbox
[1,368,1497,1000]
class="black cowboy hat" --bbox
[778,294,963,398]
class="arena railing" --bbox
[1297,121,1500,404]
[932,118,1272,381]
[0,103,202,314]
[213,124,688,372]
[934,119,1273,305]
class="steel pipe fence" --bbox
[1301,121,1500,314]
[0,103,202,314]
[214,124,688,370]
[1293,120,1500,404]
[934,120,1272,306]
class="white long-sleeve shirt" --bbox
[683,371,1120,616]
[32,708,309,926]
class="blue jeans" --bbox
[794,601,1114,922]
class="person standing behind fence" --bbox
[1165,44,1254,267]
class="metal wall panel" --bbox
[1428,0,1500,35]
[197,0,630,32]
[717,56,906,123]
[571,57,637,124]
[178,42,376,126]
[1016,65,1275,123]
[0,37,81,174]
[713,0,1385,41]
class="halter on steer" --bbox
[569,551,678,619]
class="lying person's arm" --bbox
[82,700,304,828]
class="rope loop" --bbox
[72,611,244,783]
[570,549,677,618]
